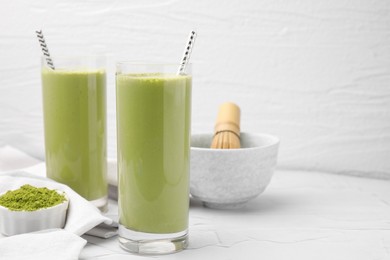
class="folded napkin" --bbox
[0,171,114,236]
[0,229,87,260]
[0,146,118,259]
[0,146,41,172]
[0,150,118,239]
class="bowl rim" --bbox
[191,132,280,151]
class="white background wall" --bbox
[0,0,389,179]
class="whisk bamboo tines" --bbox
[210,102,241,149]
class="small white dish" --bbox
[0,191,69,236]
[190,132,279,209]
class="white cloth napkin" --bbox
[0,171,114,236]
[0,146,119,258]
[0,145,41,172]
[0,146,118,238]
[0,229,87,260]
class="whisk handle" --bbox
[214,102,241,136]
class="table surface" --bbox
[1,146,389,260]
[80,169,390,260]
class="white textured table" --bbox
[80,170,390,260]
[1,147,389,259]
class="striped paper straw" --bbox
[36,30,55,70]
[177,30,196,75]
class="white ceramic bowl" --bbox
[190,132,279,209]
[0,191,69,236]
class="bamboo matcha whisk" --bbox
[210,102,241,149]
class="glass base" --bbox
[90,196,108,213]
[118,225,188,255]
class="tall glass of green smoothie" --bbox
[116,63,191,254]
[41,56,108,211]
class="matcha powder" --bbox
[0,184,66,211]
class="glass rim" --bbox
[41,55,106,70]
[116,61,192,66]
[40,55,106,61]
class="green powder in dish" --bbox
[0,185,66,211]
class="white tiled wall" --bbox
[0,0,389,178]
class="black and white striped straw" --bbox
[177,30,196,75]
[36,30,55,70]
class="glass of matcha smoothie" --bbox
[41,56,108,212]
[116,63,191,254]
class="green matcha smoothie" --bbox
[116,72,191,234]
[41,67,107,204]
